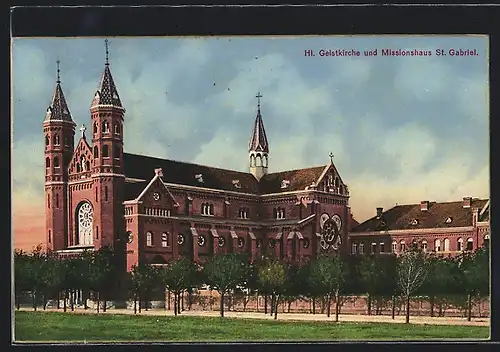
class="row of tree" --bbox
[14,245,489,323]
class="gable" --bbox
[68,138,93,174]
[314,164,348,194]
[133,174,179,207]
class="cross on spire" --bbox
[329,152,334,164]
[80,124,87,138]
[56,59,61,83]
[105,39,109,66]
[256,92,262,109]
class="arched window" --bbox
[434,239,441,252]
[77,163,81,173]
[379,242,385,253]
[256,154,262,167]
[209,204,214,215]
[102,145,109,158]
[114,145,120,159]
[371,242,377,254]
[47,194,50,209]
[76,202,93,246]
[457,238,464,251]
[86,161,90,171]
[46,157,50,168]
[400,240,406,252]
[146,232,153,247]
[114,123,120,134]
[421,240,428,252]
[351,242,358,254]
[444,238,450,251]
[94,146,99,158]
[335,177,340,188]
[466,238,473,251]
[162,233,169,247]
[103,121,109,133]
[96,226,99,239]
[56,193,59,208]
[105,186,108,202]
[484,234,490,248]
[48,230,51,243]
[392,241,397,253]
[93,122,98,134]
[249,154,255,167]
[53,156,60,168]
[263,155,268,167]
[45,135,49,146]
[53,134,60,146]
[359,243,365,254]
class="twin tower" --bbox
[43,39,270,250]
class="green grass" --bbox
[14,311,489,342]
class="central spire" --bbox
[90,39,123,109]
[248,92,269,153]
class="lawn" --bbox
[14,311,489,342]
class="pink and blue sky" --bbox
[12,36,489,251]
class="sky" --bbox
[12,36,490,251]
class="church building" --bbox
[44,40,355,271]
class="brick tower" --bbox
[90,39,127,253]
[43,60,76,251]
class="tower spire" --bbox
[44,59,74,124]
[256,91,262,111]
[105,38,109,66]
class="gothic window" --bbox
[327,174,333,186]
[96,226,99,239]
[146,232,153,247]
[114,145,120,159]
[359,243,364,254]
[93,122,98,134]
[435,239,441,252]
[86,161,90,171]
[47,194,50,209]
[201,203,214,216]
[114,123,120,135]
[466,238,473,251]
[76,202,93,245]
[335,177,340,188]
[45,135,49,146]
[48,230,51,243]
[263,155,268,167]
[77,163,81,173]
[105,186,108,202]
[56,193,59,208]
[249,154,255,167]
[380,242,385,253]
[457,238,464,251]
[162,233,169,247]
[102,145,109,158]
[274,207,285,220]
[103,121,110,133]
[239,207,249,219]
[371,242,377,254]
[444,238,450,251]
[46,157,50,168]
[94,146,99,159]
[53,134,60,146]
[392,241,397,253]
[53,156,60,168]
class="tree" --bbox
[88,246,119,313]
[128,263,161,313]
[397,249,430,323]
[308,254,346,321]
[459,247,489,321]
[14,250,31,310]
[161,257,199,316]
[257,259,287,320]
[357,254,389,315]
[203,253,249,317]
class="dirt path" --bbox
[16,308,489,327]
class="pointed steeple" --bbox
[44,60,75,124]
[91,39,123,109]
[248,92,269,153]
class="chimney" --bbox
[376,207,383,218]
[463,197,472,208]
[154,168,163,177]
[420,201,429,211]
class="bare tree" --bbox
[397,249,429,323]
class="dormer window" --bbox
[232,180,241,189]
[281,180,290,189]
[445,217,453,224]
[195,174,204,183]
[410,219,419,226]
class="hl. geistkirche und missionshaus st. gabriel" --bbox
[43,41,490,271]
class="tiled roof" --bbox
[123,153,327,195]
[91,65,122,108]
[44,83,75,123]
[248,107,269,153]
[352,199,489,233]
[124,181,148,201]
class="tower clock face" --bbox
[320,213,330,229]
[152,192,160,201]
[332,214,342,232]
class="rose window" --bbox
[77,202,93,245]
